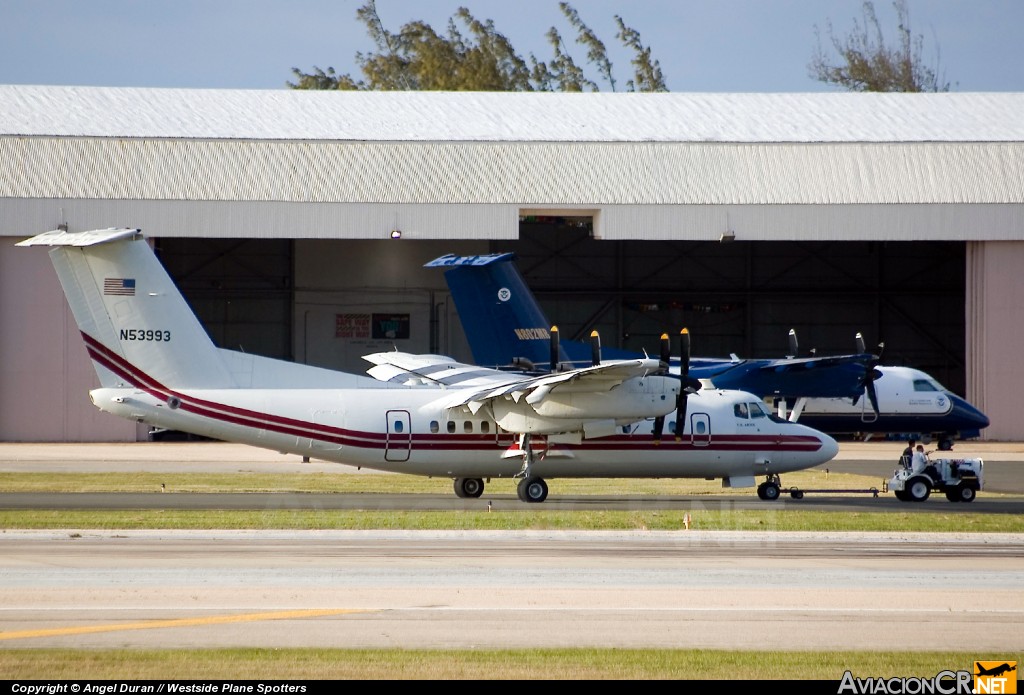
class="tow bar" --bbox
[784,487,881,500]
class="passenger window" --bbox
[480,421,490,434]
[430,420,439,434]
[393,420,404,433]
[464,421,473,434]
[694,420,706,434]
[734,403,749,419]
[447,421,456,434]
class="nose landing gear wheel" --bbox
[757,480,781,501]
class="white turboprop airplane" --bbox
[17,228,839,502]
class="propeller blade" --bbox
[649,333,675,442]
[653,332,672,443]
[653,415,665,443]
[549,325,560,373]
[674,391,687,440]
[680,328,691,377]
[851,334,884,414]
[866,378,880,415]
[590,330,601,367]
[675,328,692,439]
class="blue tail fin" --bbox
[427,253,567,370]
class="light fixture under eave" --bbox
[390,230,402,239]
[719,231,735,243]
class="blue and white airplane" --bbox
[428,252,990,450]
[16,228,840,503]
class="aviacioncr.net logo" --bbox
[974,661,1017,694]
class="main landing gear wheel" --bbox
[906,476,931,502]
[454,477,484,499]
[517,476,548,503]
[757,479,781,501]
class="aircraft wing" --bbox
[362,351,525,389]
[690,354,877,399]
[364,351,666,414]
[442,357,665,412]
[758,354,874,371]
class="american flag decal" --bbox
[103,278,136,296]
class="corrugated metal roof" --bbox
[2,138,1022,204]
[1,85,1023,144]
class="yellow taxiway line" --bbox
[0,608,369,641]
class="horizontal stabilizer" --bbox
[424,253,517,268]
[16,227,141,247]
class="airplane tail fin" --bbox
[17,228,236,389]
[426,253,566,370]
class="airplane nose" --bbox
[953,394,990,429]
[818,431,840,460]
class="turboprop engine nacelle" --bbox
[491,375,679,435]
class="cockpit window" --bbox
[734,403,749,418]
[913,378,940,392]
[749,402,767,418]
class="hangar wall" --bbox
[0,240,139,441]
[967,241,1024,441]
[0,199,520,242]
[598,204,1024,242]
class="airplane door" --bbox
[385,410,411,462]
[690,413,711,447]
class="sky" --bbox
[1,0,1022,92]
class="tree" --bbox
[808,0,951,92]
[288,1,666,92]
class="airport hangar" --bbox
[1,85,1023,443]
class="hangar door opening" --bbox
[494,217,968,396]
[155,238,293,361]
